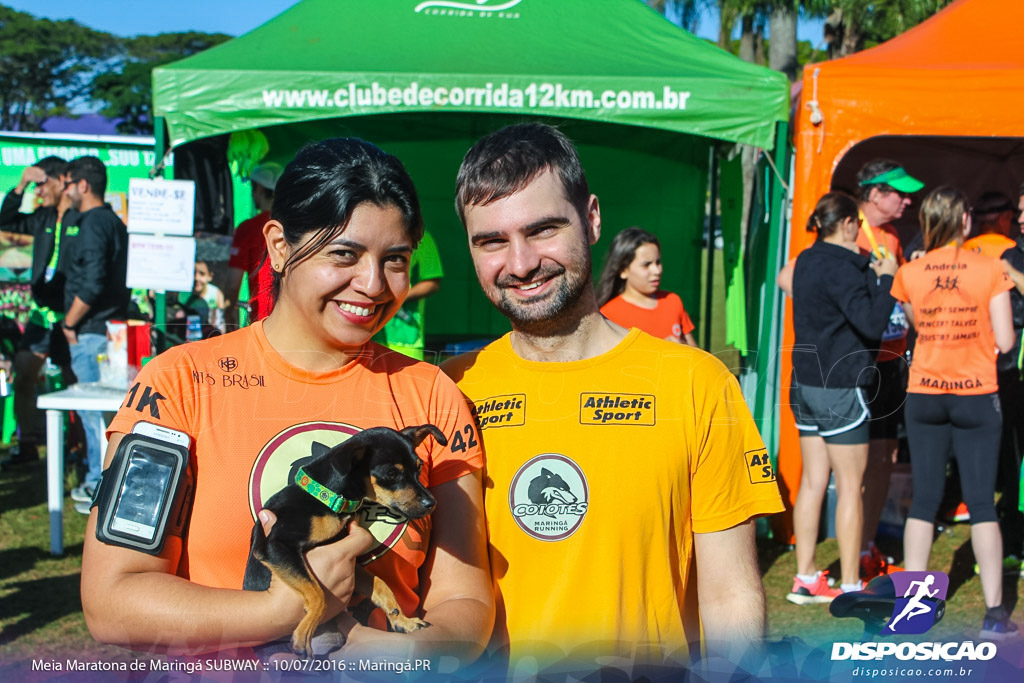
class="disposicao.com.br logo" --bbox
[828,571,997,662]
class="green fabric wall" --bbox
[258,113,709,342]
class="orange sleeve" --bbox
[424,370,484,488]
[106,347,198,441]
[678,299,695,335]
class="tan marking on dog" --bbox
[371,476,425,517]
[308,514,344,544]
[274,560,326,657]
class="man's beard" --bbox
[490,251,592,336]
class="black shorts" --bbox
[865,358,908,440]
[791,380,870,445]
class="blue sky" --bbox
[2,0,826,44]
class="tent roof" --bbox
[153,0,787,149]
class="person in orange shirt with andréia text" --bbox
[891,186,1016,639]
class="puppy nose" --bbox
[420,496,436,513]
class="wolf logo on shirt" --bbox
[528,468,577,517]
[509,454,589,541]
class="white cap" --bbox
[250,162,284,191]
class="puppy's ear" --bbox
[310,441,331,458]
[400,424,448,448]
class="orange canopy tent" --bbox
[777,0,1024,536]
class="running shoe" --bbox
[980,613,1020,641]
[70,484,95,503]
[860,546,889,580]
[942,502,970,523]
[787,571,842,605]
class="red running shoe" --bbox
[860,546,889,580]
[786,571,842,605]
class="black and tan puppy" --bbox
[242,424,444,657]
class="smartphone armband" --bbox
[94,433,193,555]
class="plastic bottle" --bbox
[186,315,203,342]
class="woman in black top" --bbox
[787,192,898,604]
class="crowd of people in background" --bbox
[781,157,1024,640]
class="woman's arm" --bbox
[990,290,1014,354]
[336,470,494,663]
[82,432,373,654]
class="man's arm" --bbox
[405,278,441,302]
[694,520,765,660]
[62,297,92,345]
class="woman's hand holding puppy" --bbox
[258,510,374,626]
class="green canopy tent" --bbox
[152,0,789,438]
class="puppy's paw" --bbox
[390,615,430,633]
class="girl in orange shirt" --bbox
[596,227,697,346]
[891,186,1016,638]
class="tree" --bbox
[824,0,954,59]
[0,6,114,131]
[91,32,230,135]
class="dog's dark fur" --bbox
[242,425,444,657]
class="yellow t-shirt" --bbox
[442,330,783,670]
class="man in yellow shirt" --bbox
[442,123,783,676]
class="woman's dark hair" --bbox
[595,227,660,306]
[920,185,969,252]
[271,137,423,296]
[807,192,859,239]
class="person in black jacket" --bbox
[787,192,897,605]
[59,156,130,511]
[0,156,80,466]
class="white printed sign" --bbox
[127,177,195,235]
[126,234,196,292]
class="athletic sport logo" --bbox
[509,454,588,541]
[887,571,948,634]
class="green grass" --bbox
[0,453,130,669]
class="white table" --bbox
[37,382,127,555]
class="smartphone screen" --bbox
[109,446,175,543]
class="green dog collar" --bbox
[295,466,362,514]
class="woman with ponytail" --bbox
[787,192,898,605]
[890,186,1016,638]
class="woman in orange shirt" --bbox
[596,227,697,346]
[890,186,1016,638]
[80,138,493,661]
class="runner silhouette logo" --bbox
[888,571,948,634]
[830,571,948,635]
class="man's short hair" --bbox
[66,156,107,199]
[36,156,68,180]
[455,122,590,226]
[855,158,902,202]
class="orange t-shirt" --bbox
[890,246,1013,395]
[858,220,907,361]
[107,321,482,619]
[963,233,1016,261]
[600,291,695,340]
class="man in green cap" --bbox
[855,158,925,580]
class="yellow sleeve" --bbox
[689,358,784,533]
